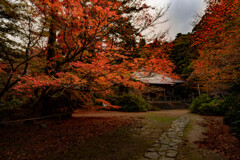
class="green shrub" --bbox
[219,95,234,109]
[191,93,240,139]
[198,99,225,116]
[223,94,240,140]
[106,94,148,112]
[190,94,229,116]
[189,94,211,113]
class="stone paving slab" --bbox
[140,115,190,160]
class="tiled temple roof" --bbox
[134,72,185,85]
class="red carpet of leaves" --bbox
[195,116,240,160]
[0,117,133,160]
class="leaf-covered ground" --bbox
[1,110,240,160]
[0,110,187,160]
[177,114,240,160]
[0,117,133,160]
[196,116,240,160]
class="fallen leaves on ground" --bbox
[195,116,240,160]
[0,117,133,160]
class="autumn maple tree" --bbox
[0,0,176,115]
[190,0,240,95]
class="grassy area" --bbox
[183,114,193,136]
[144,112,178,123]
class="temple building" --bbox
[134,72,185,101]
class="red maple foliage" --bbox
[0,0,176,109]
[191,0,240,94]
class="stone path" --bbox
[140,115,190,160]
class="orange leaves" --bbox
[95,5,103,12]
[138,41,176,78]
[68,52,142,95]
[13,72,88,97]
[95,99,121,110]
[191,0,240,93]
[3,0,177,108]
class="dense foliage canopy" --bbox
[0,0,175,115]
[190,0,240,95]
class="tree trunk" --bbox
[45,14,57,75]
[33,87,50,116]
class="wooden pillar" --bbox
[164,89,166,101]
[173,87,175,101]
[198,84,201,96]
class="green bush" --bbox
[106,94,148,112]
[189,94,211,113]
[223,94,240,140]
[190,93,240,139]
[198,99,225,116]
[219,95,234,109]
[190,94,229,116]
